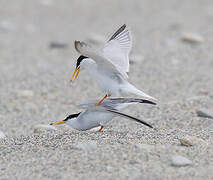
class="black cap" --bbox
[64,112,81,121]
[76,55,88,68]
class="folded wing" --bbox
[78,98,156,110]
[106,109,153,129]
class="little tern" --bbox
[71,24,157,105]
[50,98,155,131]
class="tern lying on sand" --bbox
[51,98,155,131]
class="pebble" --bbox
[179,135,208,147]
[171,58,180,65]
[0,21,15,32]
[198,89,209,95]
[17,90,34,98]
[106,166,113,172]
[49,42,69,49]
[33,124,57,134]
[129,160,138,164]
[170,155,192,167]
[75,140,97,151]
[125,133,134,139]
[0,131,6,139]
[181,33,204,44]
[196,109,213,119]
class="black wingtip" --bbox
[107,109,153,129]
[108,24,127,41]
[121,24,126,28]
[141,99,157,105]
[74,40,79,46]
[74,41,80,53]
[146,123,153,129]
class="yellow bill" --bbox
[71,67,80,82]
[50,120,66,126]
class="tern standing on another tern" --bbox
[71,24,157,105]
[51,98,155,131]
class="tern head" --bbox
[71,55,88,82]
[50,113,81,126]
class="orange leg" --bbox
[98,126,104,132]
[95,94,111,106]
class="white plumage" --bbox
[72,24,157,104]
[51,98,155,131]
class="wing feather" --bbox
[108,24,127,41]
[74,41,128,78]
[106,109,153,129]
[78,98,156,110]
[78,104,153,129]
[74,24,132,79]
[101,24,132,76]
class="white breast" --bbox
[68,110,114,131]
[81,58,125,95]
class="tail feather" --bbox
[124,83,157,102]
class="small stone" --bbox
[106,166,113,172]
[129,160,138,164]
[33,124,57,134]
[179,135,208,147]
[0,131,6,139]
[198,89,209,95]
[171,58,180,65]
[17,90,34,98]
[196,109,213,119]
[0,21,15,32]
[181,33,204,44]
[49,42,68,49]
[75,141,97,151]
[15,141,24,145]
[126,133,134,139]
[129,160,138,165]
[170,155,192,167]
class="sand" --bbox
[0,0,213,179]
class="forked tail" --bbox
[124,83,157,102]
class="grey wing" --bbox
[78,98,156,110]
[101,24,132,76]
[74,41,128,79]
[80,105,153,129]
[106,98,156,105]
[77,101,153,129]
[77,101,117,111]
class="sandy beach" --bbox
[0,0,213,179]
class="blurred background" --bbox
[0,0,213,134]
[0,1,213,179]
